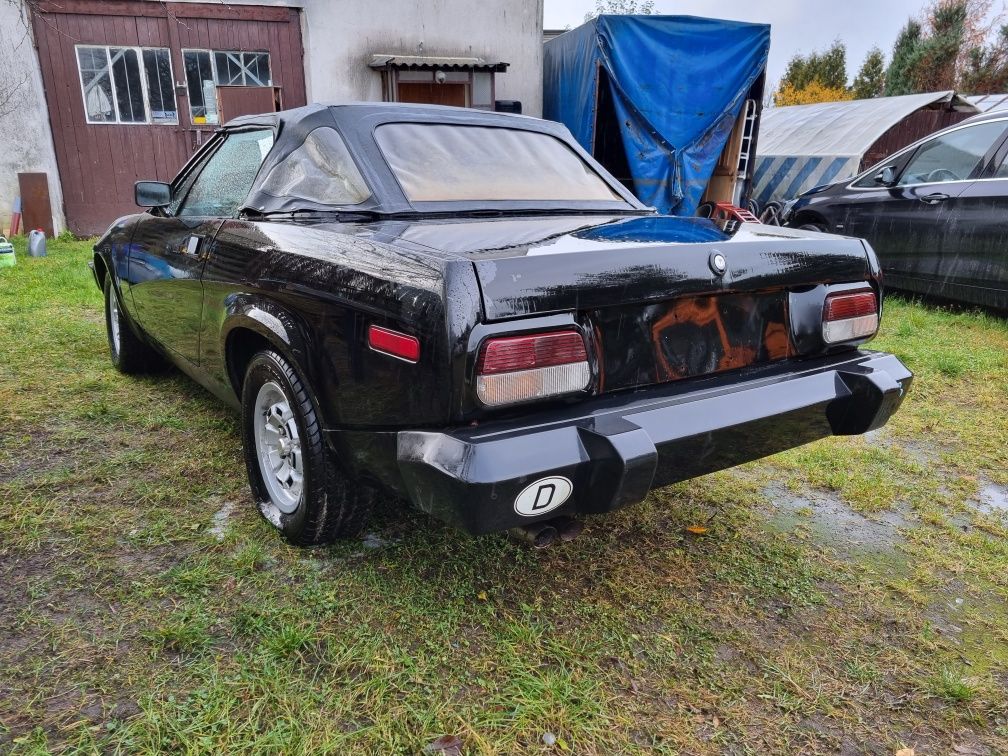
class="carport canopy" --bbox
[965,93,1008,113]
[753,91,977,207]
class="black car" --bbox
[91,103,911,546]
[785,111,1008,310]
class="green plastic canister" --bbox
[0,236,15,268]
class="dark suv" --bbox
[785,111,1008,310]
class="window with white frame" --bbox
[183,49,272,125]
[75,45,178,125]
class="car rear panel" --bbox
[463,217,875,394]
[592,289,794,391]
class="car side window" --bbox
[995,151,1008,179]
[176,129,274,217]
[852,151,913,188]
[896,122,1007,186]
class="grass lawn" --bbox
[1,236,1007,754]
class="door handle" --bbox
[920,192,949,205]
[183,235,202,256]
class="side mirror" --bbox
[135,180,172,208]
[875,166,896,186]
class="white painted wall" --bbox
[0,1,65,235]
[296,0,544,115]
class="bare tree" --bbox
[585,0,655,22]
[0,0,36,118]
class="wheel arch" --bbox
[221,300,327,421]
[92,251,110,291]
[789,208,831,230]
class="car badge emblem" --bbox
[709,251,727,276]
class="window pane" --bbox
[178,129,274,217]
[77,47,115,122]
[259,127,370,205]
[184,51,217,124]
[473,72,492,108]
[143,48,177,124]
[375,123,624,202]
[245,53,271,86]
[110,48,146,122]
[899,122,1008,185]
[214,51,242,85]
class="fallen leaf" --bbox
[895,748,915,756]
[477,591,488,602]
[951,745,989,755]
[425,735,463,755]
[685,525,708,535]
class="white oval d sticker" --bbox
[514,476,573,517]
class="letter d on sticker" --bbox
[514,476,573,517]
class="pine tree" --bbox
[884,1,998,96]
[885,20,925,95]
[781,41,848,90]
[851,47,886,98]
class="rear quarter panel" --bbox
[200,220,482,430]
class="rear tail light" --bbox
[822,290,879,344]
[476,330,590,407]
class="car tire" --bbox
[798,222,827,232]
[241,349,373,545]
[104,276,163,374]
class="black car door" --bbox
[945,131,1008,308]
[833,148,918,250]
[851,120,1008,292]
[129,129,275,363]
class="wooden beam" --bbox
[35,0,296,23]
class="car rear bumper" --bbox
[396,350,912,535]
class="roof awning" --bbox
[368,54,508,73]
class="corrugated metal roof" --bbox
[965,93,1008,112]
[758,91,978,158]
[368,54,508,71]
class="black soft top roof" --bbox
[220,103,646,217]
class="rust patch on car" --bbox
[592,291,793,391]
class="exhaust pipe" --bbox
[508,516,584,548]
[508,522,559,549]
[550,516,584,542]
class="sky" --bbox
[543,0,935,88]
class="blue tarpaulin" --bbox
[544,15,770,215]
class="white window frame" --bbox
[75,44,179,126]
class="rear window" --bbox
[374,123,624,203]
